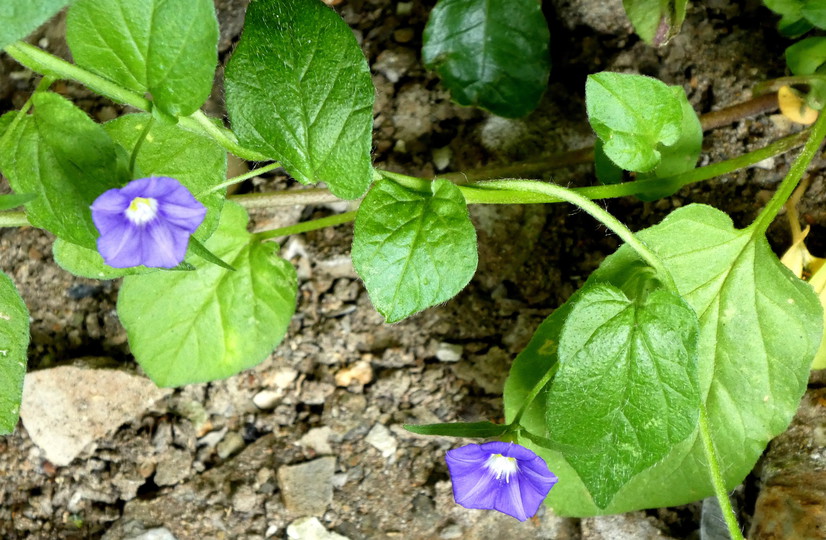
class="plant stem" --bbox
[750,108,826,236]
[477,180,678,291]
[201,162,283,197]
[3,42,268,162]
[129,116,154,175]
[231,188,344,208]
[699,405,745,540]
[509,363,559,427]
[0,211,29,227]
[254,211,357,241]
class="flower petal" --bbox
[97,222,142,268]
[141,221,190,268]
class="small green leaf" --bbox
[0,1,70,49]
[0,92,131,248]
[635,86,702,200]
[0,271,29,434]
[594,139,625,186]
[66,0,219,117]
[118,203,297,387]
[351,179,477,323]
[586,72,683,173]
[187,236,236,272]
[103,113,227,240]
[547,283,700,509]
[403,421,509,438]
[421,0,550,118]
[802,0,826,28]
[764,0,815,36]
[225,0,374,200]
[0,193,36,211]
[622,0,688,45]
[52,238,155,279]
[786,37,826,75]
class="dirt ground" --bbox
[1,0,824,539]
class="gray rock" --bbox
[217,431,246,459]
[365,424,397,459]
[582,512,671,539]
[154,449,192,487]
[19,366,172,466]
[125,527,178,540]
[286,517,350,540]
[232,484,262,514]
[299,427,334,455]
[278,457,337,515]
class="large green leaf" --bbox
[786,37,826,75]
[118,203,297,387]
[0,271,29,434]
[505,204,821,515]
[225,0,374,200]
[421,0,550,118]
[547,283,700,509]
[351,179,477,323]
[622,0,688,45]
[52,239,154,279]
[65,0,218,117]
[0,92,130,249]
[586,72,684,173]
[0,1,71,49]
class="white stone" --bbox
[432,146,452,171]
[365,423,397,459]
[435,342,463,362]
[125,528,178,540]
[20,366,172,466]
[253,390,281,410]
[287,517,350,540]
[299,426,333,455]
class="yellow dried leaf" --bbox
[778,85,819,125]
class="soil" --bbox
[1,0,824,539]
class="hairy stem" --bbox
[477,180,678,291]
[254,211,357,241]
[751,108,826,236]
[0,211,29,227]
[509,363,559,427]
[201,162,283,197]
[699,405,745,540]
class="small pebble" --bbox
[393,28,415,43]
[287,517,349,540]
[432,146,452,171]
[435,342,463,362]
[252,389,281,410]
[334,360,373,387]
[365,424,397,459]
[216,431,245,459]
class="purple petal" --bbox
[90,176,206,269]
[97,223,142,268]
[445,442,558,522]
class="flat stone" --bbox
[365,424,397,459]
[278,457,336,515]
[299,427,333,455]
[19,366,172,466]
[124,528,178,540]
[287,517,350,540]
[154,449,192,487]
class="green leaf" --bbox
[802,0,826,28]
[786,37,826,75]
[187,236,236,272]
[622,0,688,45]
[0,194,36,212]
[225,0,374,200]
[403,421,509,438]
[421,0,550,118]
[0,271,29,434]
[547,283,700,509]
[103,113,227,240]
[351,179,477,323]
[118,203,297,387]
[586,72,683,173]
[594,139,624,186]
[764,0,815,36]
[65,0,218,117]
[0,0,70,49]
[506,204,822,516]
[635,86,702,200]
[0,92,130,249]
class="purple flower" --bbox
[445,441,558,521]
[91,176,206,268]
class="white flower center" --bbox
[125,197,158,225]
[484,453,519,482]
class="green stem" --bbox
[3,42,268,162]
[0,211,29,227]
[477,180,678,292]
[699,405,745,540]
[231,188,343,208]
[750,110,826,236]
[201,162,283,197]
[509,363,559,427]
[129,116,154,175]
[254,211,357,241]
